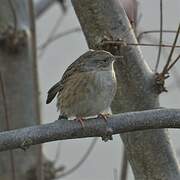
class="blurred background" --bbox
[35,0,180,179]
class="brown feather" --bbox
[46,50,95,104]
[46,82,61,104]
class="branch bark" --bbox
[71,0,180,179]
[0,109,180,152]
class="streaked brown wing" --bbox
[46,50,95,104]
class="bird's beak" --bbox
[114,55,123,61]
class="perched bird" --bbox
[46,50,117,125]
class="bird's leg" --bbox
[98,113,113,141]
[75,117,85,128]
[98,113,110,123]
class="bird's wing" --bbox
[60,50,94,85]
[46,50,94,104]
[46,56,85,104]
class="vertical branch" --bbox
[0,72,16,180]
[54,143,62,165]
[155,0,163,72]
[28,0,43,180]
[161,24,180,75]
[120,147,128,180]
[113,169,118,180]
[7,0,17,31]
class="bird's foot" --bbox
[75,117,85,128]
[98,113,110,123]
[98,113,113,141]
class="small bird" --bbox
[46,50,117,125]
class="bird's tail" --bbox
[46,82,61,104]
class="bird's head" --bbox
[81,50,115,71]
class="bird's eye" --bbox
[102,58,108,63]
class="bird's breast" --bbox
[94,70,116,89]
[58,70,117,117]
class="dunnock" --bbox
[46,50,117,123]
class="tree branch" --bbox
[155,0,163,72]
[120,147,128,180]
[34,0,56,18]
[34,0,67,18]
[1,108,180,152]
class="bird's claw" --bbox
[75,117,85,128]
[98,113,110,123]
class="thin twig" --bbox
[56,0,67,13]
[54,165,65,173]
[0,72,16,180]
[8,0,17,31]
[120,147,128,180]
[38,14,65,57]
[45,11,64,39]
[39,27,81,50]
[153,42,179,91]
[155,0,163,72]
[138,30,177,42]
[113,168,118,180]
[54,142,62,165]
[36,145,44,180]
[39,27,81,49]
[161,24,180,75]
[35,0,56,18]
[55,138,97,179]
[137,31,180,76]
[166,54,180,72]
[102,40,180,48]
